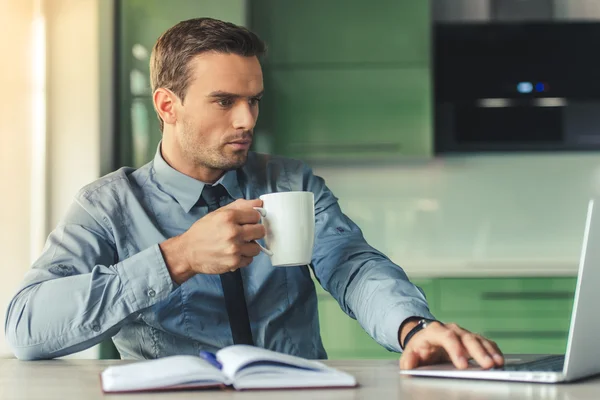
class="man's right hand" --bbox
[159,198,265,284]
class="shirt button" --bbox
[92,324,101,333]
[147,289,156,297]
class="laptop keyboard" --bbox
[492,355,565,372]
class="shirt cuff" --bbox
[117,244,174,310]
[382,302,436,353]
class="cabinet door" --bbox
[435,277,576,355]
[251,0,433,160]
[316,276,576,358]
[265,67,432,160]
[251,0,431,65]
[457,317,570,355]
[437,278,577,317]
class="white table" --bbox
[1,358,599,399]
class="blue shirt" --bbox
[5,146,434,360]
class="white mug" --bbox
[253,191,315,267]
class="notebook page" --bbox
[101,355,226,392]
[232,369,357,390]
[216,345,328,380]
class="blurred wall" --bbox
[315,153,600,278]
[46,0,101,230]
[0,0,35,357]
[0,0,102,358]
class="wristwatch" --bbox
[401,318,439,350]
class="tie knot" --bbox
[201,184,230,211]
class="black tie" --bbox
[201,184,254,346]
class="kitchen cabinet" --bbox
[250,0,431,65]
[263,67,431,160]
[436,278,576,316]
[250,0,433,161]
[435,277,576,354]
[316,277,576,359]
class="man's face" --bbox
[174,52,263,172]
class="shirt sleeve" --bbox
[303,164,436,353]
[4,197,174,360]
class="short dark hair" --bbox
[150,18,267,131]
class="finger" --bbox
[403,345,449,370]
[478,337,504,366]
[240,223,266,241]
[229,255,253,272]
[227,198,263,210]
[430,327,469,369]
[461,333,495,369]
[238,242,262,258]
[227,208,262,225]
[399,350,420,370]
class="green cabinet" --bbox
[434,278,576,355]
[456,317,570,355]
[250,0,433,161]
[263,68,431,160]
[436,278,576,316]
[251,0,430,65]
[316,277,576,359]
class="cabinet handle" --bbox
[288,143,402,153]
[483,331,567,339]
[481,291,574,300]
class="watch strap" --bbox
[401,318,438,350]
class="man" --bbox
[5,18,504,370]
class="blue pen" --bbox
[199,350,223,370]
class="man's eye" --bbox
[249,97,262,106]
[218,98,233,107]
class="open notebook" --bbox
[100,345,357,392]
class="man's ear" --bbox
[153,88,179,127]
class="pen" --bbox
[199,350,223,370]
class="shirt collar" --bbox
[152,143,244,213]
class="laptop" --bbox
[400,199,600,383]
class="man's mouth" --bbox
[227,140,252,150]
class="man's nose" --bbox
[232,102,257,131]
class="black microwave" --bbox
[435,22,600,153]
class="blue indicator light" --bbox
[517,82,533,93]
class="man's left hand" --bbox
[399,321,505,370]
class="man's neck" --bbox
[160,140,225,184]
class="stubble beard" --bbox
[180,127,249,172]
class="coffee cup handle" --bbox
[253,207,274,257]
